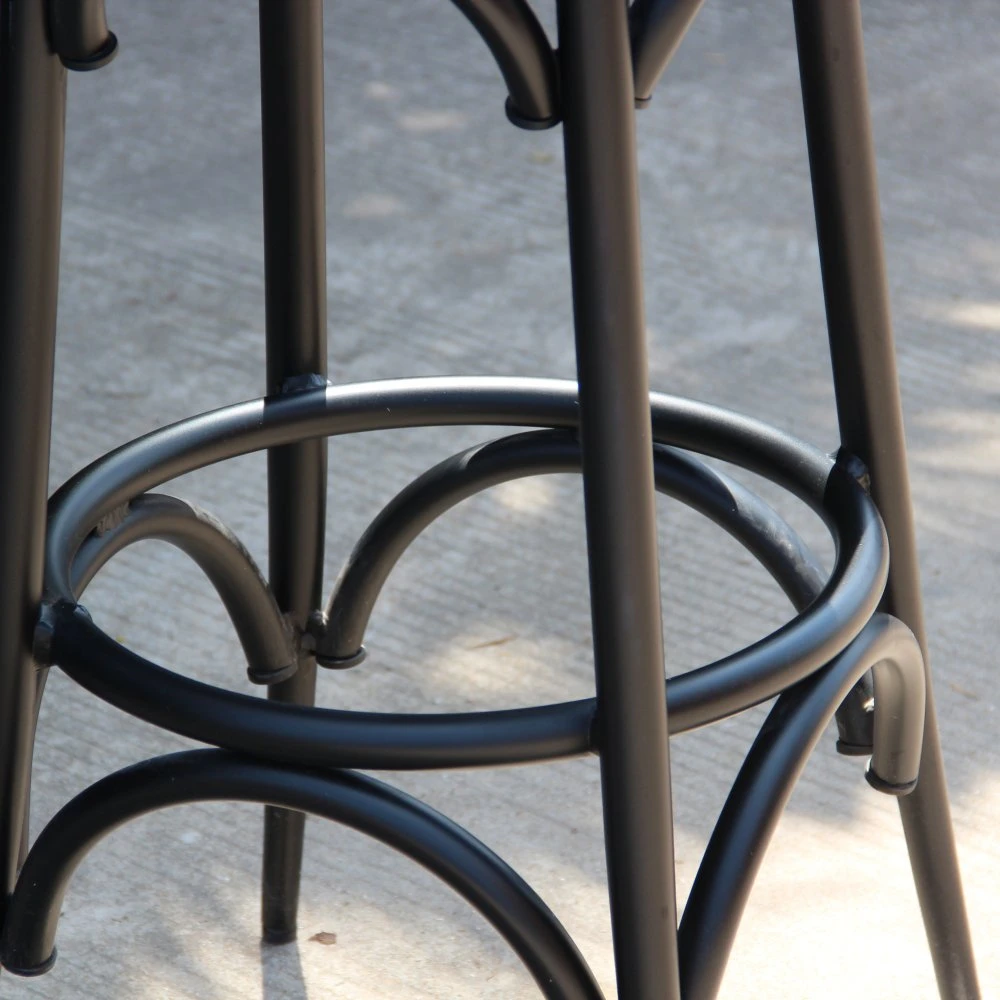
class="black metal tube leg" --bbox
[792,3,980,997]
[258,0,329,945]
[557,3,681,997]
[0,0,67,922]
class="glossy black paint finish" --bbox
[257,0,330,944]
[793,2,980,995]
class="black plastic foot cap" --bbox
[836,738,874,757]
[62,33,118,72]
[504,97,560,131]
[316,646,367,670]
[247,661,299,685]
[3,949,57,977]
[865,764,918,797]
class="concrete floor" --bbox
[8,0,1000,997]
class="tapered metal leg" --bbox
[0,0,67,924]
[557,2,680,997]
[258,0,329,944]
[792,3,980,997]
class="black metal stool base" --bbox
[0,0,981,996]
[5,377,923,997]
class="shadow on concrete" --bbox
[261,940,308,1000]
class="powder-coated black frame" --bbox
[0,0,980,997]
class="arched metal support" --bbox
[629,0,705,105]
[0,750,604,998]
[450,0,560,128]
[65,493,296,685]
[678,614,926,1000]
[46,0,118,70]
[315,429,825,668]
[312,423,874,798]
[17,613,924,995]
[22,494,296,864]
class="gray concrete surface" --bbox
[9,0,1000,997]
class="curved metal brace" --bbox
[315,429,825,667]
[66,493,296,685]
[46,0,118,70]
[677,614,926,1000]
[45,378,846,593]
[629,0,705,104]
[42,378,886,743]
[1,750,604,998]
[665,459,884,731]
[21,496,296,866]
[450,0,559,128]
[43,601,594,769]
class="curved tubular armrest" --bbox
[677,614,926,1000]
[63,494,296,685]
[1,750,604,998]
[316,429,825,666]
[450,0,559,127]
[629,0,705,103]
[46,0,118,70]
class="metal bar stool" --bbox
[0,0,980,997]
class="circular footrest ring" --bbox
[39,377,887,767]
